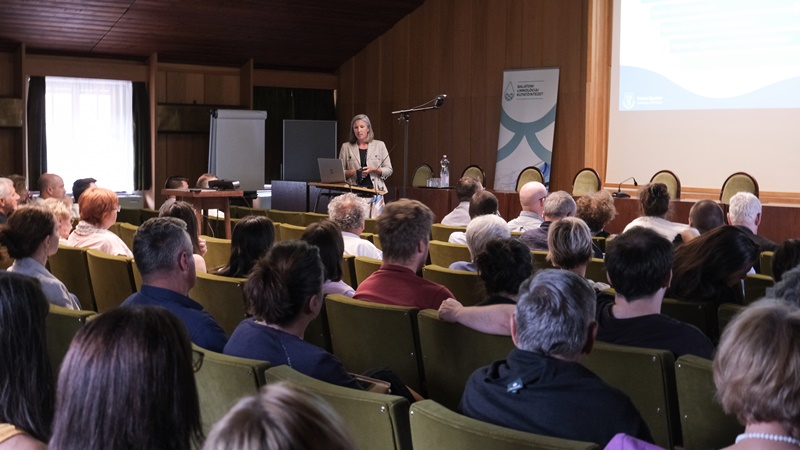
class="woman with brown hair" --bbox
[160,200,208,273]
[66,187,132,257]
[623,183,691,243]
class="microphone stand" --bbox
[392,96,445,198]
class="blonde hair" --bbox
[41,198,72,222]
[547,217,593,270]
[714,299,800,438]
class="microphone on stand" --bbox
[612,177,638,198]
[434,94,447,108]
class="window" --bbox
[45,77,134,192]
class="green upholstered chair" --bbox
[354,256,382,285]
[324,294,424,393]
[431,223,466,242]
[674,355,743,450]
[661,298,717,340]
[278,223,306,241]
[591,236,606,253]
[416,310,514,410]
[302,211,329,226]
[85,249,136,313]
[461,165,485,185]
[372,234,382,250]
[107,221,121,238]
[234,206,269,218]
[193,344,270,434]
[267,209,304,226]
[650,170,681,199]
[116,207,141,225]
[717,303,746,335]
[428,240,471,267]
[582,342,679,450]
[188,272,247,337]
[201,235,232,272]
[409,399,599,450]
[743,273,774,304]
[49,244,96,311]
[585,258,607,285]
[140,208,160,222]
[412,164,434,187]
[341,254,358,289]
[204,215,236,238]
[364,217,379,234]
[131,259,143,291]
[720,172,758,204]
[759,251,774,278]
[572,168,601,197]
[421,265,482,307]
[531,251,554,271]
[266,365,412,450]
[515,166,545,192]
[46,304,97,378]
[305,303,332,352]
[360,232,376,245]
[117,222,138,250]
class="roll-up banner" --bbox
[493,68,560,190]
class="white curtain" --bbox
[45,77,133,193]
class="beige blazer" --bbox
[338,139,393,192]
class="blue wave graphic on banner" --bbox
[620,66,800,111]
[497,105,557,163]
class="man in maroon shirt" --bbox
[354,199,455,310]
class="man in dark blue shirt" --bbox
[122,217,227,353]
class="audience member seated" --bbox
[41,198,74,242]
[728,192,776,272]
[34,173,66,203]
[49,306,203,450]
[224,240,362,389]
[521,191,599,256]
[450,214,509,272]
[576,189,617,238]
[0,177,20,224]
[0,206,80,309]
[214,215,275,278]
[772,239,800,282]
[70,177,96,218]
[507,181,547,232]
[474,237,533,306]
[159,175,189,214]
[8,174,31,206]
[598,227,714,358]
[770,266,800,307]
[547,217,609,290]
[666,225,759,307]
[160,200,208,273]
[688,199,725,235]
[0,272,53,450]
[122,218,227,352]
[623,183,692,244]
[197,173,218,188]
[302,220,355,297]
[441,176,483,226]
[67,187,133,257]
[448,190,500,244]
[354,199,455,310]
[328,192,382,259]
[713,299,800,450]
[459,269,652,447]
[203,382,357,450]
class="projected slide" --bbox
[619,0,800,111]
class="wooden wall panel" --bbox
[0,52,14,96]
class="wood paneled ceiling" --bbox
[0,0,424,71]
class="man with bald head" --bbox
[507,181,547,232]
[688,199,724,235]
[35,173,67,202]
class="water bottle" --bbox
[440,155,450,187]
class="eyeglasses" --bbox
[192,349,204,372]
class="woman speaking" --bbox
[339,114,392,192]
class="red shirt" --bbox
[354,264,454,310]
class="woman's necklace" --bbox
[735,433,800,447]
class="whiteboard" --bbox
[209,109,268,191]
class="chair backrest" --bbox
[203,215,238,238]
[409,399,598,450]
[572,168,601,197]
[193,344,269,434]
[324,294,424,393]
[117,222,139,250]
[267,209,305,226]
[531,251,554,271]
[720,172,759,204]
[302,211,329,226]
[516,166,544,192]
[46,304,97,378]
[717,303,746,335]
[354,256,382,285]
[116,208,142,226]
[661,298,717,340]
[266,365,412,450]
[278,223,306,241]
[428,240,472,267]
[49,244,96,311]
[413,164,434,187]
[234,206,269,218]
[743,273,774,304]
[131,259,143,290]
[585,258,607,285]
[674,355,743,450]
[421,265,483,307]
[759,251,774,278]
[650,170,681,199]
[416,310,514,410]
[201,235,232,272]
[583,342,678,449]
[591,236,606,253]
[461,165,485,185]
[188,272,247,337]
[341,254,358,288]
[85,248,136,313]
[364,217,379,234]
[431,223,467,242]
[140,208,160,222]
